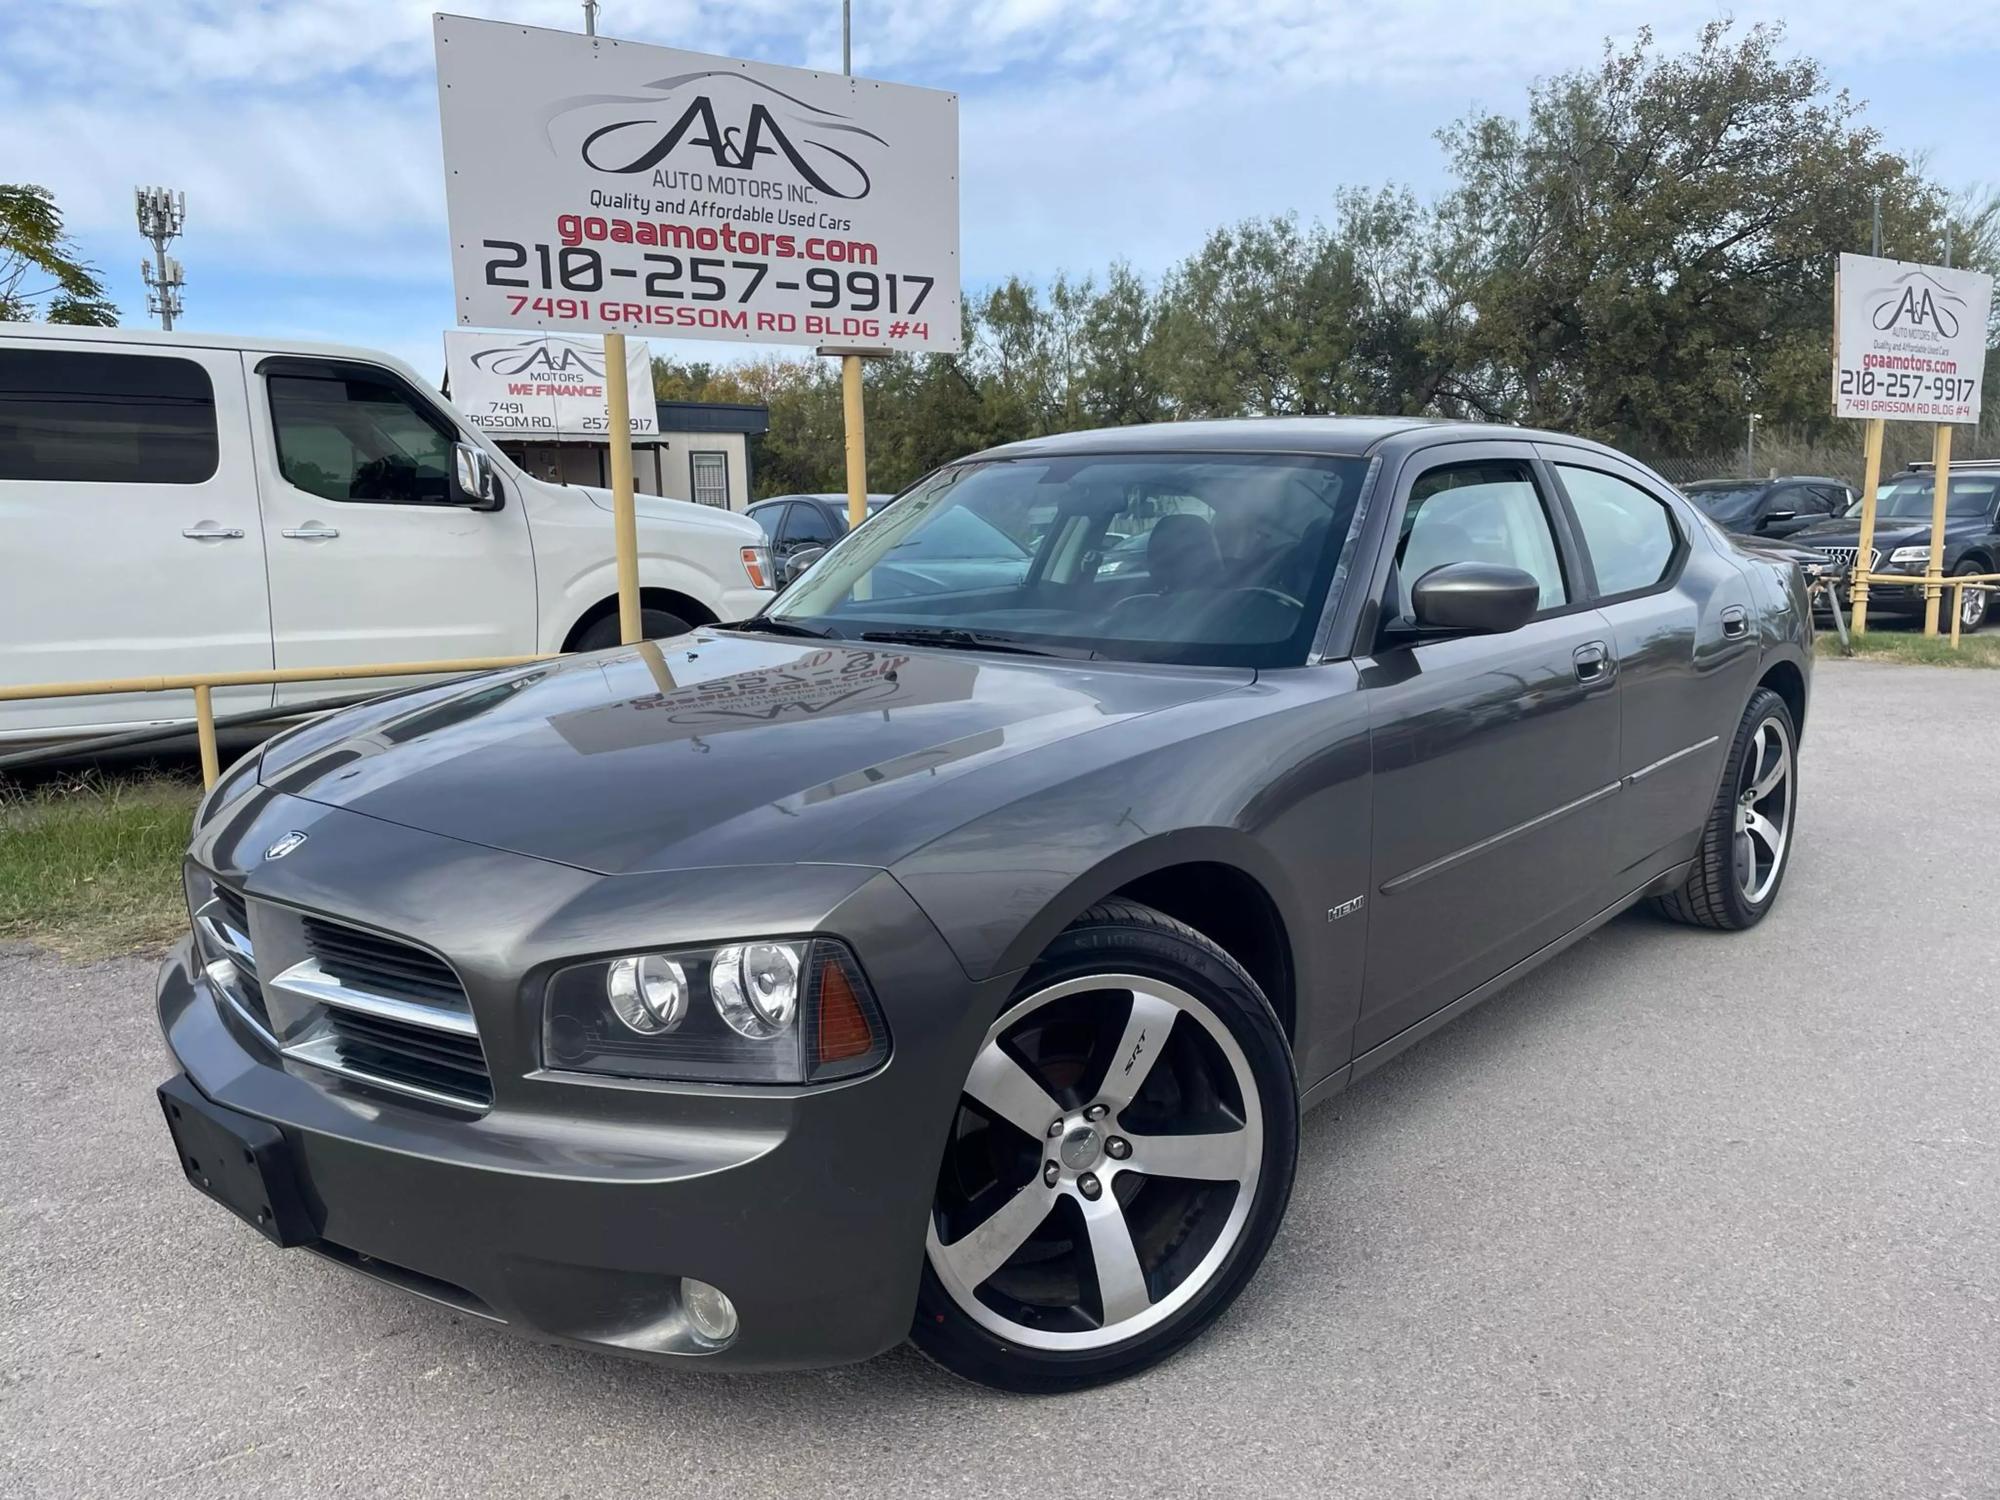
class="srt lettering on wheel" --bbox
[154,416,1810,1391]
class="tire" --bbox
[1653,687,1798,931]
[571,606,694,652]
[912,900,1298,1392]
[1953,562,1990,634]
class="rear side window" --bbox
[0,348,218,484]
[1557,464,1680,598]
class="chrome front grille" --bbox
[187,870,491,1111]
[1814,546,1878,572]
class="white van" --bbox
[0,325,775,742]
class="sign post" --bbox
[433,11,961,624]
[1832,251,1993,638]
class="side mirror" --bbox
[453,442,502,509]
[1409,562,1540,635]
[780,544,827,585]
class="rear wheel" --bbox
[913,901,1297,1392]
[1654,687,1797,931]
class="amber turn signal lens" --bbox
[814,952,874,1064]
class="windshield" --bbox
[764,453,1371,667]
[1684,484,1765,525]
[1850,475,1999,521]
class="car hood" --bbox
[575,484,762,541]
[257,632,1252,875]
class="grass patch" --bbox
[0,773,201,960]
[1819,629,2000,668]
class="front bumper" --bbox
[154,796,1011,1370]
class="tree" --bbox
[0,184,117,325]
[1437,21,1953,453]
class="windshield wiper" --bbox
[719,617,841,640]
[858,627,1088,658]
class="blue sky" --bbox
[3,1,1997,376]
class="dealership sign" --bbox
[443,330,657,438]
[433,14,961,352]
[1833,253,1992,423]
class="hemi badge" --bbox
[1327,895,1364,922]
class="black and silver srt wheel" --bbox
[1655,686,1798,931]
[914,901,1297,1391]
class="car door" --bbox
[1353,444,1622,1055]
[0,338,273,736]
[1543,450,1757,886]
[1753,484,1822,538]
[249,355,536,705]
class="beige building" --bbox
[493,401,769,513]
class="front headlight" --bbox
[1888,546,1933,565]
[543,937,888,1084]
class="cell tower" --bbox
[135,186,186,330]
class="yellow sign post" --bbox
[1921,423,1953,636]
[841,353,869,531]
[601,329,643,645]
[1850,418,1886,633]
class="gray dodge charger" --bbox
[157,417,1811,1390]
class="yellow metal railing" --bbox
[0,655,556,788]
[1847,569,1999,650]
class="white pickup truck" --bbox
[0,324,775,742]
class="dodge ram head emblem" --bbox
[263,831,308,861]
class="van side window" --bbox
[268,372,456,505]
[0,348,218,484]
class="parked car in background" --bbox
[156,417,1810,1391]
[747,493,893,583]
[1682,475,1854,539]
[0,325,774,743]
[1792,461,2000,633]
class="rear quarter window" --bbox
[0,348,219,484]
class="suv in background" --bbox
[1682,476,1854,539]
[1791,461,2000,634]
[1,325,774,743]
[748,493,893,583]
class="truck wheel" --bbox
[573,607,694,652]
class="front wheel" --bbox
[572,606,694,652]
[1954,562,1990,634]
[1654,687,1798,930]
[913,901,1297,1391]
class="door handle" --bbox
[281,524,340,540]
[181,524,245,541]
[1721,606,1750,639]
[1573,641,1613,683]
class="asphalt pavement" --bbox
[4,658,1997,1499]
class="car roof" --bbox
[956,416,1648,463]
[0,321,436,396]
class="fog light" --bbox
[681,1277,739,1344]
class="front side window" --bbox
[690,451,729,508]
[1683,483,1765,526]
[769,453,1369,667]
[1557,464,1679,597]
[0,348,217,484]
[268,371,455,504]
[780,500,837,547]
[750,504,784,541]
[1395,461,1568,615]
